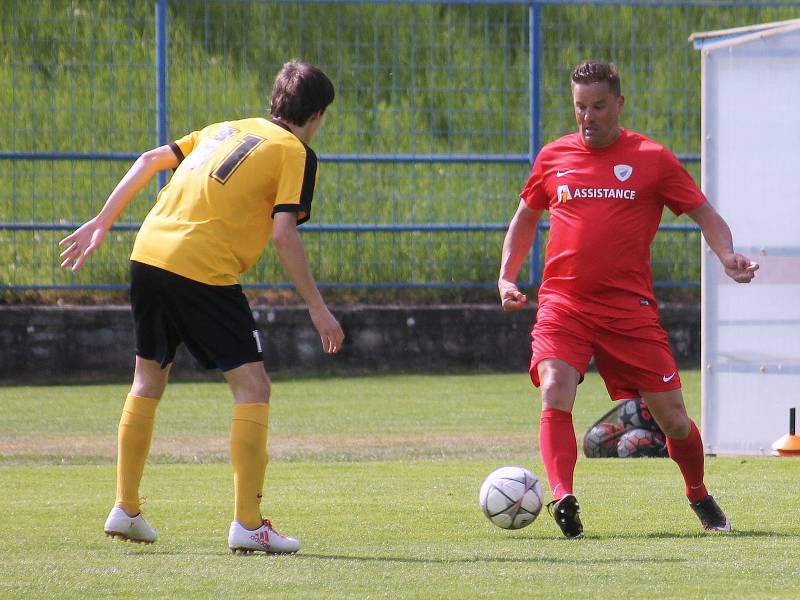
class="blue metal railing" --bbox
[0,220,700,291]
[6,0,782,292]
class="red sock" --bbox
[539,408,577,501]
[666,419,708,503]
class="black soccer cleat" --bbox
[689,494,732,532]
[547,494,584,538]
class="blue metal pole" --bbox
[155,0,168,190]
[529,2,542,287]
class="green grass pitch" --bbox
[1,371,798,599]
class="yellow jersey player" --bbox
[59,60,344,554]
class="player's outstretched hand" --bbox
[498,279,528,312]
[722,253,759,283]
[309,304,345,353]
[58,218,109,272]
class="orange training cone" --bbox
[772,407,800,457]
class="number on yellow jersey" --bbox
[211,134,266,185]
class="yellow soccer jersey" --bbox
[130,117,318,285]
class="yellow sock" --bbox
[230,402,269,530]
[115,394,159,516]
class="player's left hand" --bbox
[308,304,345,353]
[58,217,109,272]
[722,252,759,283]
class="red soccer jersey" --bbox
[520,129,705,318]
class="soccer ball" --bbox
[617,428,667,458]
[583,422,623,458]
[618,398,660,432]
[479,466,543,530]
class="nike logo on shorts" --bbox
[662,372,676,382]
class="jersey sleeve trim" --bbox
[272,204,310,225]
[270,145,318,225]
[169,142,185,163]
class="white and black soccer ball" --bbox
[479,466,544,530]
[617,428,667,458]
[619,398,660,432]
[583,422,623,458]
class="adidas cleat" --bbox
[690,494,732,532]
[228,518,301,554]
[547,494,584,539]
[104,506,158,544]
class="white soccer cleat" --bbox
[104,506,158,544]
[228,518,301,554]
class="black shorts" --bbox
[130,261,263,371]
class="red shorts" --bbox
[529,302,681,400]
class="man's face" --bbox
[571,81,624,148]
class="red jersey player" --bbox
[498,61,758,538]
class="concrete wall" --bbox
[0,304,699,384]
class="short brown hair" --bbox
[270,60,335,126]
[571,61,621,97]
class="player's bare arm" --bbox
[271,211,344,353]
[498,201,543,311]
[58,145,179,272]
[687,201,759,283]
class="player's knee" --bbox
[130,384,166,400]
[539,376,562,397]
[243,377,271,404]
[539,376,576,410]
[224,362,271,404]
[659,412,691,439]
[258,376,271,402]
[130,375,168,400]
[234,373,271,404]
[131,359,170,399]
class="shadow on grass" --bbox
[117,546,689,564]
[292,554,687,565]
[115,529,796,559]
[584,529,794,540]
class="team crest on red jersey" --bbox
[613,164,633,182]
